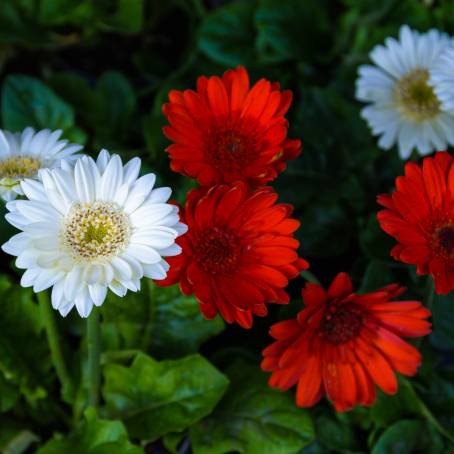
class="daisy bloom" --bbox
[356,25,454,159]
[262,273,431,412]
[431,46,454,110]
[162,66,301,187]
[0,127,83,201]
[156,182,308,328]
[378,151,454,294]
[2,150,186,317]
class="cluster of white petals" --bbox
[356,25,454,159]
[0,127,83,201]
[2,149,186,317]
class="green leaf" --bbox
[36,408,142,454]
[316,414,359,453]
[0,274,50,406]
[255,0,330,63]
[2,75,75,133]
[190,362,314,454]
[102,0,144,33]
[359,261,394,293]
[49,71,135,147]
[198,1,257,66]
[101,282,224,357]
[102,353,229,440]
[371,420,443,454]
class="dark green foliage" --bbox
[0,0,453,453]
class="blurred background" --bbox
[0,0,454,453]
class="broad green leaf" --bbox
[2,75,75,133]
[359,261,395,293]
[163,431,186,454]
[102,353,229,440]
[102,0,144,33]
[36,408,142,454]
[38,0,97,26]
[316,414,359,453]
[49,71,136,147]
[190,362,314,454]
[255,0,330,63]
[0,274,50,406]
[198,1,257,66]
[371,420,443,454]
[101,282,224,357]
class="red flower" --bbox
[156,182,308,328]
[262,273,431,412]
[162,66,301,187]
[378,151,454,294]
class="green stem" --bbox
[300,269,321,285]
[37,291,73,397]
[87,310,101,409]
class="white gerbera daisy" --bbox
[430,46,454,110]
[356,25,454,159]
[2,150,187,318]
[0,127,83,201]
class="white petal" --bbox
[88,284,107,307]
[126,244,162,264]
[123,174,156,213]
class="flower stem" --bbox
[87,310,101,409]
[37,291,73,398]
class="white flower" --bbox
[430,46,454,110]
[0,127,83,201]
[2,150,187,318]
[356,25,454,159]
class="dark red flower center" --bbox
[193,227,241,274]
[206,128,257,172]
[320,303,363,344]
[435,225,454,256]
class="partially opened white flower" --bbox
[0,127,83,201]
[2,150,187,317]
[430,46,454,110]
[356,25,454,159]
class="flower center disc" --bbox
[194,227,241,274]
[0,156,41,181]
[395,69,440,121]
[64,202,131,261]
[320,304,363,344]
[206,128,255,172]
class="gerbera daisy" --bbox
[162,66,301,187]
[0,127,83,201]
[156,181,308,328]
[2,150,186,317]
[262,273,431,412]
[431,46,454,110]
[356,25,454,159]
[377,151,454,294]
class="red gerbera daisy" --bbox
[378,151,454,294]
[262,273,431,412]
[162,66,301,187]
[156,181,308,328]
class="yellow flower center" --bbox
[395,69,440,122]
[0,156,41,184]
[63,202,131,261]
